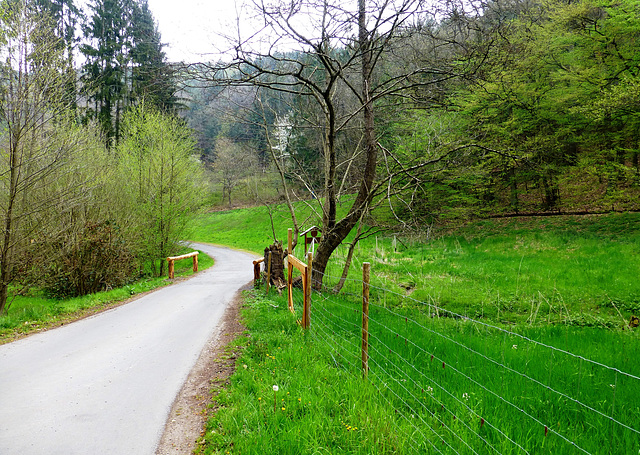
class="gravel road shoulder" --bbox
[156,285,248,454]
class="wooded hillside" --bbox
[184,0,640,223]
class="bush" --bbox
[39,221,139,299]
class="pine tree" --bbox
[81,0,178,146]
[129,0,178,112]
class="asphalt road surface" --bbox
[0,243,255,455]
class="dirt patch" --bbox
[155,285,249,454]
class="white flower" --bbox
[512,344,518,350]
[427,386,434,394]
[273,385,279,392]
[462,393,470,401]
[243,364,247,369]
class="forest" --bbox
[0,0,639,313]
[0,0,201,315]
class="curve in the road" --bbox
[0,243,255,455]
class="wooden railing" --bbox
[286,228,313,328]
[254,228,313,329]
[166,251,199,279]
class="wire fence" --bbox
[278,256,640,455]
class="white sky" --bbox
[80,0,382,63]
[146,0,243,62]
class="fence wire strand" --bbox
[266,252,639,454]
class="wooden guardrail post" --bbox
[362,262,371,377]
[287,228,294,313]
[168,259,174,280]
[253,261,260,284]
[303,251,313,329]
[166,251,199,279]
[252,257,265,287]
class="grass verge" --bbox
[195,289,420,455]
[196,287,640,454]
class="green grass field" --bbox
[191,206,640,454]
[197,287,640,454]
[191,204,640,327]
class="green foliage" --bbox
[451,0,640,214]
[379,110,489,223]
[38,220,138,299]
[115,104,204,275]
[0,0,94,314]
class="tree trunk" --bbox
[311,0,377,290]
[0,143,18,315]
[333,220,363,294]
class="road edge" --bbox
[155,283,251,454]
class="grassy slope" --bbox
[192,207,640,454]
[192,205,640,326]
[352,213,640,327]
[188,198,354,255]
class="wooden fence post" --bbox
[303,251,313,329]
[253,257,265,287]
[266,251,272,294]
[168,260,175,280]
[362,262,371,377]
[254,262,261,285]
[287,228,294,313]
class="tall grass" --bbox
[198,286,640,454]
[308,287,640,454]
[196,291,438,455]
[192,207,640,454]
[320,213,640,327]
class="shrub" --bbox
[38,221,139,299]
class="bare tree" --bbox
[194,0,487,289]
[213,137,257,207]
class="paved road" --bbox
[0,243,255,455]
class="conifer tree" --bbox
[81,0,131,145]
[129,0,178,112]
[81,0,178,146]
